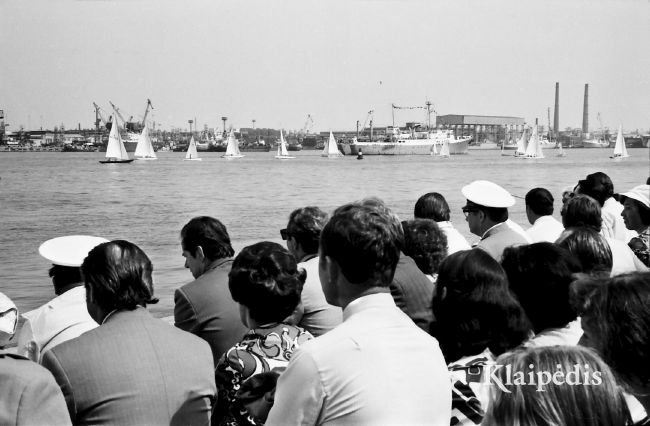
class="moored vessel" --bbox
[343,130,470,155]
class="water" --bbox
[1,148,646,317]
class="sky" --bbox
[1,0,648,133]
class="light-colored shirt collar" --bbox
[342,292,395,322]
[101,305,146,325]
[480,222,505,240]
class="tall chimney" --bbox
[582,84,589,134]
[553,82,559,135]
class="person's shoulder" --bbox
[1,353,56,382]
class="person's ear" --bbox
[195,246,206,262]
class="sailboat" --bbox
[556,141,566,157]
[439,139,450,158]
[134,125,157,160]
[524,125,544,158]
[321,132,343,157]
[429,134,438,155]
[184,136,202,161]
[275,130,295,159]
[222,130,244,159]
[611,125,629,159]
[100,116,134,164]
[514,128,528,157]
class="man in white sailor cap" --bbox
[461,180,529,262]
[16,235,108,362]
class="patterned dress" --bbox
[215,323,313,426]
[448,349,496,426]
[629,227,650,267]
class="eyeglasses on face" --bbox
[462,208,479,218]
[280,229,290,240]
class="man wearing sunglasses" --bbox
[461,180,529,262]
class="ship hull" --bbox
[582,140,611,148]
[343,139,469,155]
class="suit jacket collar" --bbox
[102,306,149,325]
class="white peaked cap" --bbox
[618,184,650,209]
[461,180,516,208]
[39,235,110,267]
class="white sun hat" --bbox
[461,180,516,208]
[617,184,650,209]
[0,292,18,346]
[39,235,110,267]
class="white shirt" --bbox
[607,237,649,276]
[506,219,533,243]
[297,256,342,337]
[266,293,451,426]
[17,286,98,362]
[437,221,471,254]
[526,215,565,243]
[602,197,637,243]
[524,318,583,348]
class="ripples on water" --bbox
[1,149,647,316]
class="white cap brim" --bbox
[39,235,109,267]
[461,180,515,208]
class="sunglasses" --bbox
[280,229,291,240]
[462,208,479,218]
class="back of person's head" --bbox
[48,265,82,293]
[286,206,328,255]
[483,345,628,426]
[571,272,650,394]
[401,219,448,275]
[577,172,614,206]
[501,243,581,333]
[431,250,531,362]
[556,227,613,275]
[414,192,451,222]
[181,216,234,261]
[525,187,554,216]
[82,240,158,311]
[229,241,305,325]
[320,198,403,287]
[562,194,602,231]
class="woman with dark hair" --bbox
[572,272,650,423]
[414,192,471,254]
[214,242,313,426]
[401,219,448,282]
[556,227,613,276]
[430,249,531,425]
[483,346,629,426]
[563,194,646,276]
[501,243,583,347]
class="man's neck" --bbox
[54,282,83,296]
[339,286,390,310]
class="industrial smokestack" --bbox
[553,82,559,135]
[582,84,589,134]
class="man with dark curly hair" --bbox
[267,199,451,425]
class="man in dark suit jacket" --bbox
[175,216,247,362]
[390,254,435,331]
[42,240,216,425]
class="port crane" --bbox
[93,102,112,130]
[141,99,154,127]
[109,101,128,130]
[358,110,374,138]
[301,114,314,135]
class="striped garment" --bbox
[448,349,496,426]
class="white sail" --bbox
[275,130,295,159]
[184,136,201,160]
[557,141,566,157]
[524,125,544,158]
[612,125,629,158]
[223,130,244,158]
[515,128,528,156]
[429,134,438,155]
[439,139,450,157]
[105,120,130,161]
[134,125,157,159]
[322,131,343,157]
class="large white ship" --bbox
[342,129,471,155]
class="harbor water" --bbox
[1,149,647,318]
